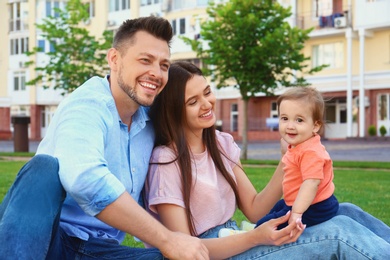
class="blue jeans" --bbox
[0,155,163,260]
[200,209,390,259]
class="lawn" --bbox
[1,158,389,248]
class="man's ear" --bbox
[106,48,119,71]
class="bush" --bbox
[368,125,377,136]
[379,125,387,137]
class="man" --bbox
[0,16,208,260]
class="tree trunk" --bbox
[241,98,249,160]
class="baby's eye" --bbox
[296,118,304,123]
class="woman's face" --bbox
[183,75,216,136]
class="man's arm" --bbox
[97,192,209,260]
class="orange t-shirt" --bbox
[282,135,335,206]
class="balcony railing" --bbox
[294,6,351,31]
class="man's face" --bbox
[116,31,171,107]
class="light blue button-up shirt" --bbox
[36,76,155,243]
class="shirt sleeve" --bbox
[51,96,125,216]
[216,131,241,169]
[299,149,326,181]
[147,147,185,214]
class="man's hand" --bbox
[252,211,305,246]
[161,231,209,260]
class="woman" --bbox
[146,61,390,259]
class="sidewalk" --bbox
[1,138,389,162]
[238,138,390,162]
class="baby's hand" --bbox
[288,212,305,237]
[289,212,303,226]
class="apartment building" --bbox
[1,0,389,142]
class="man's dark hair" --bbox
[113,16,173,54]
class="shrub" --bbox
[379,125,387,137]
[368,125,377,136]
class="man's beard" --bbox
[117,70,153,107]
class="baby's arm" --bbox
[290,179,321,224]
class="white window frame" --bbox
[13,71,27,91]
[230,103,238,132]
[312,42,344,69]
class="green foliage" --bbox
[182,0,327,100]
[368,125,377,136]
[181,0,327,160]
[379,125,387,137]
[233,166,390,226]
[25,0,113,94]
[1,160,389,248]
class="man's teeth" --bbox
[141,82,157,89]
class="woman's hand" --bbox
[280,138,288,156]
[251,211,305,246]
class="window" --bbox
[49,42,55,53]
[10,39,14,55]
[13,72,26,91]
[10,37,29,55]
[231,104,238,132]
[9,2,22,32]
[38,40,46,52]
[313,0,332,18]
[87,0,95,17]
[179,18,186,34]
[46,1,61,18]
[270,101,278,118]
[312,42,344,69]
[141,0,152,5]
[109,0,129,11]
[325,104,336,123]
[171,18,186,36]
[378,94,389,121]
[171,19,177,35]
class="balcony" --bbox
[294,7,350,31]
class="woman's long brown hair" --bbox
[149,61,240,236]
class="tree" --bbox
[26,0,113,94]
[182,0,326,159]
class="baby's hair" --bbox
[277,87,325,127]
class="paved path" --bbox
[238,138,390,162]
[1,138,389,162]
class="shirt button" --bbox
[132,168,135,172]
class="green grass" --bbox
[1,159,389,248]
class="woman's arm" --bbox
[236,138,288,222]
[234,161,284,222]
[156,203,304,260]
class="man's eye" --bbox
[161,64,170,71]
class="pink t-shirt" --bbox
[146,131,240,236]
[282,134,335,206]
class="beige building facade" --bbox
[1,0,389,141]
